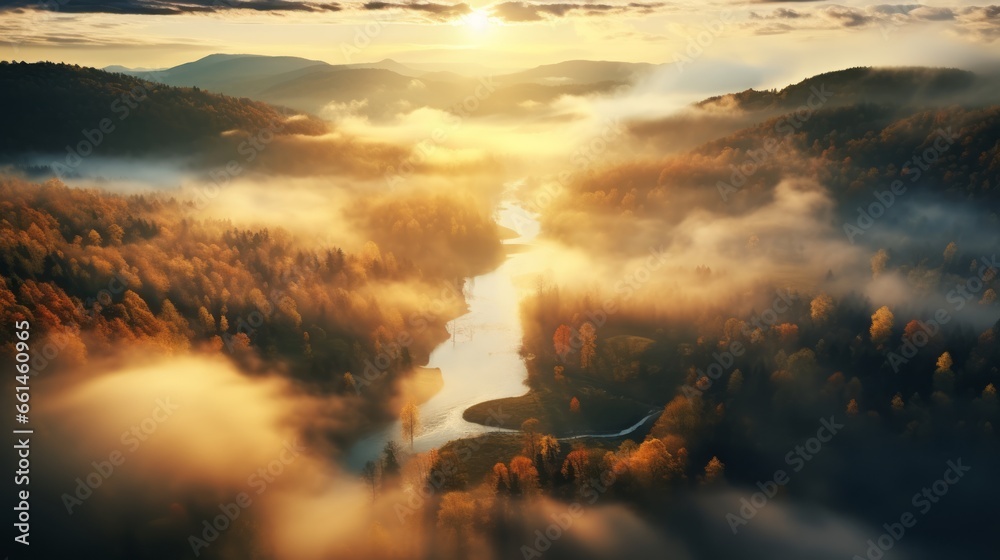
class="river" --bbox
[346,201,541,469]
[345,198,666,469]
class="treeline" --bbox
[0,178,501,439]
[547,73,1000,247]
[0,61,326,157]
[350,270,999,556]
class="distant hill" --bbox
[696,67,982,112]
[497,60,656,86]
[0,61,325,157]
[116,54,431,102]
[627,66,993,152]
[112,54,643,117]
[686,67,1000,199]
[125,53,330,92]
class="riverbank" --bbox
[463,387,651,436]
[438,427,656,488]
[345,201,543,469]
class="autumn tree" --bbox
[630,438,686,487]
[538,435,561,476]
[870,306,894,347]
[561,449,591,488]
[198,306,216,334]
[774,323,799,344]
[934,352,955,393]
[891,393,905,412]
[846,399,859,416]
[579,322,597,369]
[651,395,702,441]
[400,401,421,450]
[509,455,540,494]
[553,324,572,357]
[436,492,477,555]
[702,456,725,485]
[630,438,669,486]
[491,462,510,495]
[786,348,818,379]
[943,241,957,264]
[981,289,997,305]
[810,293,834,323]
[570,396,581,413]
[936,352,953,372]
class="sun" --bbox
[462,10,492,31]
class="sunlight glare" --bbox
[463,10,491,31]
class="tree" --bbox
[362,460,378,499]
[903,320,928,342]
[891,393,904,412]
[934,352,955,393]
[198,306,216,334]
[630,438,669,486]
[846,399,859,416]
[400,401,421,450]
[343,372,357,393]
[491,462,510,495]
[943,241,957,264]
[810,293,834,323]
[509,456,540,494]
[561,449,590,487]
[936,352,953,372]
[651,395,701,441]
[870,306,894,347]
[871,249,889,278]
[382,441,401,479]
[538,435,561,476]
[774,323,799,344]
[579,322,597,369]
[554,365,565,383]
[553,324,572,357]
[702,456,725,485]
[727,370,744,396]
[981,289,997,305]
[786,349,818,379]
[436,492,476,553]
[521,418,541,458]
[570,397,581,413]
[107,223,124,245]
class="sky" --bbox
[1,0,999,81]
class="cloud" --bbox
[733,3,1000,42]
[361,0,470,20]
[0,0,342,15]
[909,6,954,21]
[822,5,874,27]
[489,0,665,22]
[957,5,1000,40]
[750,7,805,19]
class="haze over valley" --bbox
[2,3,1000,559]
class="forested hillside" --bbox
[0,61,325,156]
